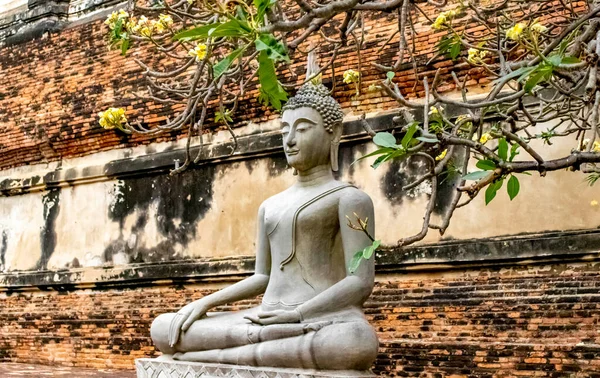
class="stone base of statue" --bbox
[135,358,377,378]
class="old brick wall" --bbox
[1,239,600,377]
[0,0,517,171]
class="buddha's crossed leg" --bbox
[151,310,378,370]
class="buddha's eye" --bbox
[296,122,311,132]
[281,125,290,135]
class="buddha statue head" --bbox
[281,79,344,173]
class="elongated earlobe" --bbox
[330,123,343,172]
[330,142,339,172]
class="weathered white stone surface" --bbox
[135,359,376,378]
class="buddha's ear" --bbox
[331,121,343,143]
[330,122,343,172]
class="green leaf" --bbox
[438,34,462,60]
[373,132,399,149]
[476,159,496,171]
[523,65,553,93]
[416,136,440,143]
[463,171,491,181]
[497,138,508,160]
[492,66,536,85]
[401,122,418,149]
[235,5,249,22]
[120,36,130,56]
[112,18,124,40]
[450,41,462,60]
[386,71,395,80]
[363,240,381,259]
[509,143,520,162]
[353,147,395,164]
[254,0,276,25]
[547,54,562,66]
[560,56,580,64]
[371,154,391,169]
[213,47,245,79]
[257,51,288,110]
[174,19,251,41]
[349,251,364,274]
[208,19,252,37]
[485,179,503,205]
[174,23,219,41]
[507,175,520,200]
[255,34,290,62]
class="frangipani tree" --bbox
[99,0,600,257]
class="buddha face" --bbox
[281,107,331,172]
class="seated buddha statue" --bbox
[150,79,379,371]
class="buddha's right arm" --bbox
[197,273,270,310]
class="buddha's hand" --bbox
[244,309,302,325]
[168,300,209,347]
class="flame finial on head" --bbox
[282,49,344,133]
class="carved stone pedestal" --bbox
[135,358,377,378]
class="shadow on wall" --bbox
[103,164,217,264]
[0,230,7,271]
[38,188,61,270]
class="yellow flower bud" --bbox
[343,69,360,84]
[428,106,440,115]
[436,149,448,161]
[159,14,174,28]
[432,10,459,30]
[479,133,492,144]
[140,26,153,37]
[530,20,547,34]
[506,23,526,41]
[189,44,208,62]
[99,108,127,130]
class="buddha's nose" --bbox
[286,130,297,147]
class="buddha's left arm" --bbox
[294,189,376,320]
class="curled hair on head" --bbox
[282,83,344,133]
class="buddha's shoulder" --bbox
[258,182,373,210]
[258,189,291,210]
[336,184,374,207]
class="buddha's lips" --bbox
[286,150,299,155]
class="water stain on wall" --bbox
[0,230,7,271]
[38,187,61,270]
[105,165,217,263]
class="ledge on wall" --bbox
[0,0,123,47]
[1,228,599,292]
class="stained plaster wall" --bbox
[0,112,599,275]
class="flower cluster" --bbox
[582,139,600,152]
[343,69,360,84]
[432,9,459,30]
[104,10,129,30]
[479,132,492,144]
[127,14,173,37]
[428,106,440,115]
[188,44,208,62]
[506,23,526,41]
[506,20,546,42]
[530,20,547,34]
[467,48,489,64]
[99,108,127,130]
